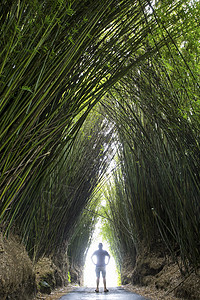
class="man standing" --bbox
[91,243,110,292]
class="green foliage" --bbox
[1,0,199,274]
[68,271,71,283]
[100,170,137,269]
[102,29,200,271]
[67,192,101,271]
[10,105,115,260]
[1,0,172,226]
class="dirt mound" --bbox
[0,230,36,300]
[122,245,200,299]
[132,252,165,285]
[69,263,83,286]
[34,256,68,294]
[155,263,200,300]
[0,225,70,299]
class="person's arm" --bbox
[91,253,96,265]
[105,253,110,265]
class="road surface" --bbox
[59,287,149,300]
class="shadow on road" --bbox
[59,286,149,299]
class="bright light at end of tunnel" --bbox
[83,239,119,288]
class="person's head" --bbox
[98,243,103,249]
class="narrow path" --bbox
[59,286,149,299]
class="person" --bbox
[91,242,110,293]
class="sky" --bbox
[83,221,118,288]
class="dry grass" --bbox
[124,283,182,300]
[34,285,75,300]
[123,262,200,300]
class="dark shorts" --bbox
[95,266,106,278]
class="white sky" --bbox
[83,220,118,287]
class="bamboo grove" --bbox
[101,1,200,276]
[0,0,199,281]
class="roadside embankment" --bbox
[0,229,70,299]
[122,247,200,300]
[0,229,36,299]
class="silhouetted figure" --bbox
[91,242,110,292]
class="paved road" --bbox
[59,287,149,300]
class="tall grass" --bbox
[67,193,101,282]
[0,0,174,226]
[102,8,200,272]
[101,168,137,270]
[10,106,115,260]
[0,0,193,266]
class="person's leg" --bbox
[102,267,109,292]
[95,267,100,292]
[96,277,100,292]
[103,277,106,289]
[95,277,99,292]
[103,277,109,292]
